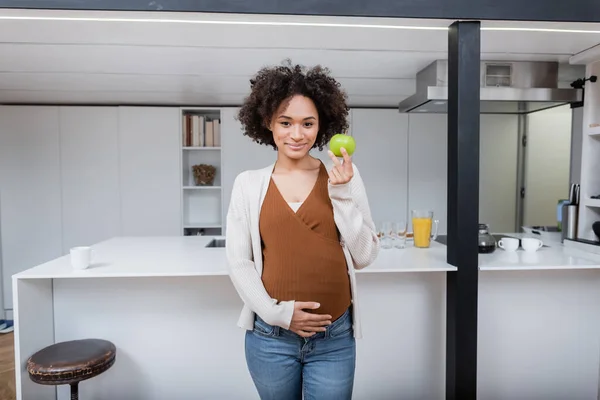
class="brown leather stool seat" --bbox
[27,338,116,400]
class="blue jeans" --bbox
[245,307,356,400]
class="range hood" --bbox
[398,60,583,114]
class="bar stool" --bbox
[27,338,116,400]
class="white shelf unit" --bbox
[577,60,600,242]
[180,107,223,236]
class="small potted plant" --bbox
[192,164,216,186]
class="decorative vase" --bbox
[192,164,216,186]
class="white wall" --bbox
[479,115,519,233]
[524,105,573,227]
[408,114,449,233]
[407,113,519,234]
[351,109,408,227]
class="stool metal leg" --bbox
[70,382,79,400]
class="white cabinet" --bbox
[59,107,121,252]
[0,106,63,309]
[119,107,181,236]
[351,109,409,226]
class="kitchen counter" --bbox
[479,233,600,270]
[475,232,600,399]
[12,234,600,400]
[12,235,453,400]
[13,236,456,280]
[15,232,600,281]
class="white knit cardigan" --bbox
[225,160,380,339]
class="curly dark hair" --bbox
[236,60,350,151]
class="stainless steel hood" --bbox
[398,60,583,114]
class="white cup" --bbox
[521,238,543,252]
[498,238,519,251]
[70,246,92,270]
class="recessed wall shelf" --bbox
[180,107,223,236]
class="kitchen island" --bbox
[476,234,600,400]
[12,234,600,399]
[12,235,455,400]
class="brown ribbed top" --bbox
[259,162,351,321]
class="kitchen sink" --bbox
[205,238,226,248]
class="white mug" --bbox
[498,238,519,251]
[521,238,543,252]
[70,246,93,270]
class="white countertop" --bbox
[479,232,600,271]
[479,247,600,271]
[13,233,600,280]
[13,236,456,280]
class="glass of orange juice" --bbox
[411,210,440,248]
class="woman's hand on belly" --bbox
[290,302,332,338]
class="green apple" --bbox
[329,134,356,157]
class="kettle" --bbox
[478,223,497,253]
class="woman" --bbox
[225,60,379,400]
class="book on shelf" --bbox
[182,114,221,147]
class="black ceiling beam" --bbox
[0,0,599,22]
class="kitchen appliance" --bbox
[478,223,497,253]
[398,61,583,114]
[562,183,580,242]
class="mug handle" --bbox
[537,240,543,249]
[498,239,505,249]
[431,219,440,241]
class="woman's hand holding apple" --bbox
[327,147,354,185]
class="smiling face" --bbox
[269,95,319,161]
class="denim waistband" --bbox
[254,307,352,340]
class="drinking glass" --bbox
[411,210,439,248]
[378,221,394,249]
[393,221,408,249]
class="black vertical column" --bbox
[445,20,481,400]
